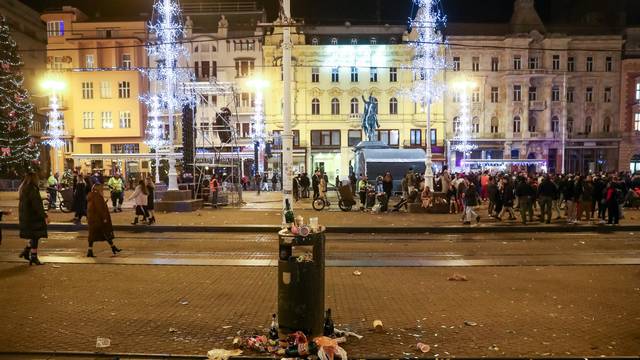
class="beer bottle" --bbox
[269,313,279,341]
[323,308,334,336]
[284,198,295,224]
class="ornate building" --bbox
[441,0,623,173]
[620,27,640,173]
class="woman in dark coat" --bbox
[86,183,121,257]
[382,171,393,200]
[145,178,156,224]
[72,174,89,224]
[18,172,48,265]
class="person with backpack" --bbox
[605,181,620,225]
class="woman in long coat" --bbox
[18,172,48,265]
[86,183,121,257]
[72,174,89,224]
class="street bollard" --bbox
[277,226,325,337]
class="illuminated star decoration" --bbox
[44,94,65,149]
[451,84,477,156]
[141,0,194,151]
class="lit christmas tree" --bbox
[142,0,193,187]
[408,0,448,189]
[0,16,39,177]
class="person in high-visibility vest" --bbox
[209,175,220,208]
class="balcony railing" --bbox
[529,100,546,111]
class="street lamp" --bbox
[450,80,477,170]
[247,78,269,177]
[41,77,66,176]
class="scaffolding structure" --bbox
[181,80,245,206]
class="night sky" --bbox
[21,0,640,26]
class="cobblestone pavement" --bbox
[0,264,638,358]
[0,231,639,357]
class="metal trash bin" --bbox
[277,227,326,337]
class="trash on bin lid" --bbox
[353,270,362,276]
[448,274,468,281]
[96,337,111,348]
[464,321,478,326]
[179,300,189,305]
[207,348,242,360]
[373,320,384,333]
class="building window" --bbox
[377,129,399,146]
[82,82,94,99]
[47,21,64,36]
[311,130,340,147]
[567,117,574,134]
[389,97,398,115]
[350,98,359,114]
[348,130,362,146]
[453,116,460,134]
[101,111,113,129]
[118,81,130,98]
[551,86,560,102]
[311,37,319,45]
[513,116,521,133]
[111,144,140,154]
[90,144,102,154]
[567,87,575,103]
[351,37,358,45]
[410,129,421,146]
[64,139,73,153]
[490,117,499,133]
[85,55,94,68]
[201,61,211,78]
[235,59,254,77]
[331,37,338,45]
[52,56,63,70]
[350,67,358,82]
[390,37,397,44]
[370,67,378,82]
[513,55,522,70]
[528,116,536,132]
[82,112,94,129]
[122,54,132,69]
[389,67,397,82]
[472,116,480,133]
[636,82,640,102]
[100,81,111,98]
[567,57,575,72]
[513,85,522,102]
[586,87,593,102]
[604,87,612,103]
[311,67,319,83]
[552,55,560,70]
[452,92,460,103]
[491,57,499,72]
[490,87,499,103]
[603,117,611,133]
[311,98,320,115]
[635,113,640,131]
[331,98,340,115]
[529,56,539,70]
[472,88,480,103]
[472,57,479,72]
[119,111,131,128]
[606,56,613,72]
[453,56,460,71]
[529,87,537,101]
[430,129,437,145]
[239,92,254,108]
[331,67,339,82]
[551,116,560,133]
[586,56,593,72]
[370,37,377,45]
[585,117,592,134]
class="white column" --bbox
[424,101,434,190]
[281,0,294,209]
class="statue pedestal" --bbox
[155,189,203,212]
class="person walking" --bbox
[487,176,498,217]
[271,173,279,192]
[209,175,220,209]
[47,172,58,209]
[382,171,393,200]
[146,178,156,224]
[497,177,516,220]
[563,175,577,223]
[18,172,48,265]
[358,175,368,209]
[463,183,481,224]
[312,170,321,200]
[72,173,89,224]
[605,181,620,225]
[293,174,300,202]
[255,173,262,195]
[128,179,149,225]
[107,173,125,212]
[593,175,607,222]
[578,176,594,221]
[515,177,534,225]
[537,175,557,224]
[86,183,122,257]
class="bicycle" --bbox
[42,187,73,213]
[312,183,355,212]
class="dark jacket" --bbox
[19,184,47,240]
[87,188,114,243]
[515,181,534,197]
[487,182,499,201]
[502,183,515,206]
[537,179,558,198]
[72,179,89,215]
[464,188,480,206]
[580,181,594,202]
[562,179,575,201]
